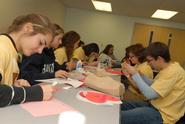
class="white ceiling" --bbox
[61,0,185,24]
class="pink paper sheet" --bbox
[20,98,75,117]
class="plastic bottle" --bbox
[76,60,82,71]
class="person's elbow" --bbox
[143,91,159,100]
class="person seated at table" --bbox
[78,40,85,47]
[123,44,153,100]
[0,13,56,107]
[121,42,185,124]
[54,31,80,65]
[72,43,99,66]
[19,24,73,85]
[120,46,132,90]
[99,44,121,68]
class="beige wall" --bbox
[1,2,185,61]
[0,0,65,32]
[64,8,185,60]
[64,8,133,59]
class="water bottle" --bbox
[76,60,82,71]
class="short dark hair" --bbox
[83,43,99,56]
[145,42,171,62]
[127,44,146,63]
[102,44,114,55]
[79,40,85,47]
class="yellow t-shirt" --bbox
[135,62,153,79]
[54,47,68,65]
[72,47,86,61]
[0,35,19,85]
[151,62,185,124]
[129,62,154,100]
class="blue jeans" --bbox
[121,101,163,124]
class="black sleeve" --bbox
[0,74,12,107]
[20,54,55,85]
[21,71,55,85]
[0,85,43,107]
[54,61,68,72]
[24,85,43,102]
[30,72,55,80]
[0,85,13,107]
[0,74,2,82]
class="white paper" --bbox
[36,78,83,88]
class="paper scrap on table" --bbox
[77,91,122,106]
[36,78,84,88]
[20,98,75,117]
[63,85,72,90]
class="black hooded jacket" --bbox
[19,48,68,85]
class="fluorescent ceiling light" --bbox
[92,0,112,12]
[151,9,178,19]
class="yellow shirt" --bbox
[129,62,154,100]
[151,62,185,124]
[135,62,153,79]
[54,47,68,65]
[0,35,19,85]
[72,47,86,61]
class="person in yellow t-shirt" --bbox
[0,13,57,107]
[123,44,153,100]
[54,31,80,65]
[72,43,99,66]
[19,24,71,85]
[78,40,85,47]
[121,42,185,124]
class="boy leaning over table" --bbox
[121,42,185,124]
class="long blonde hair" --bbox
[8,13,54,36]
